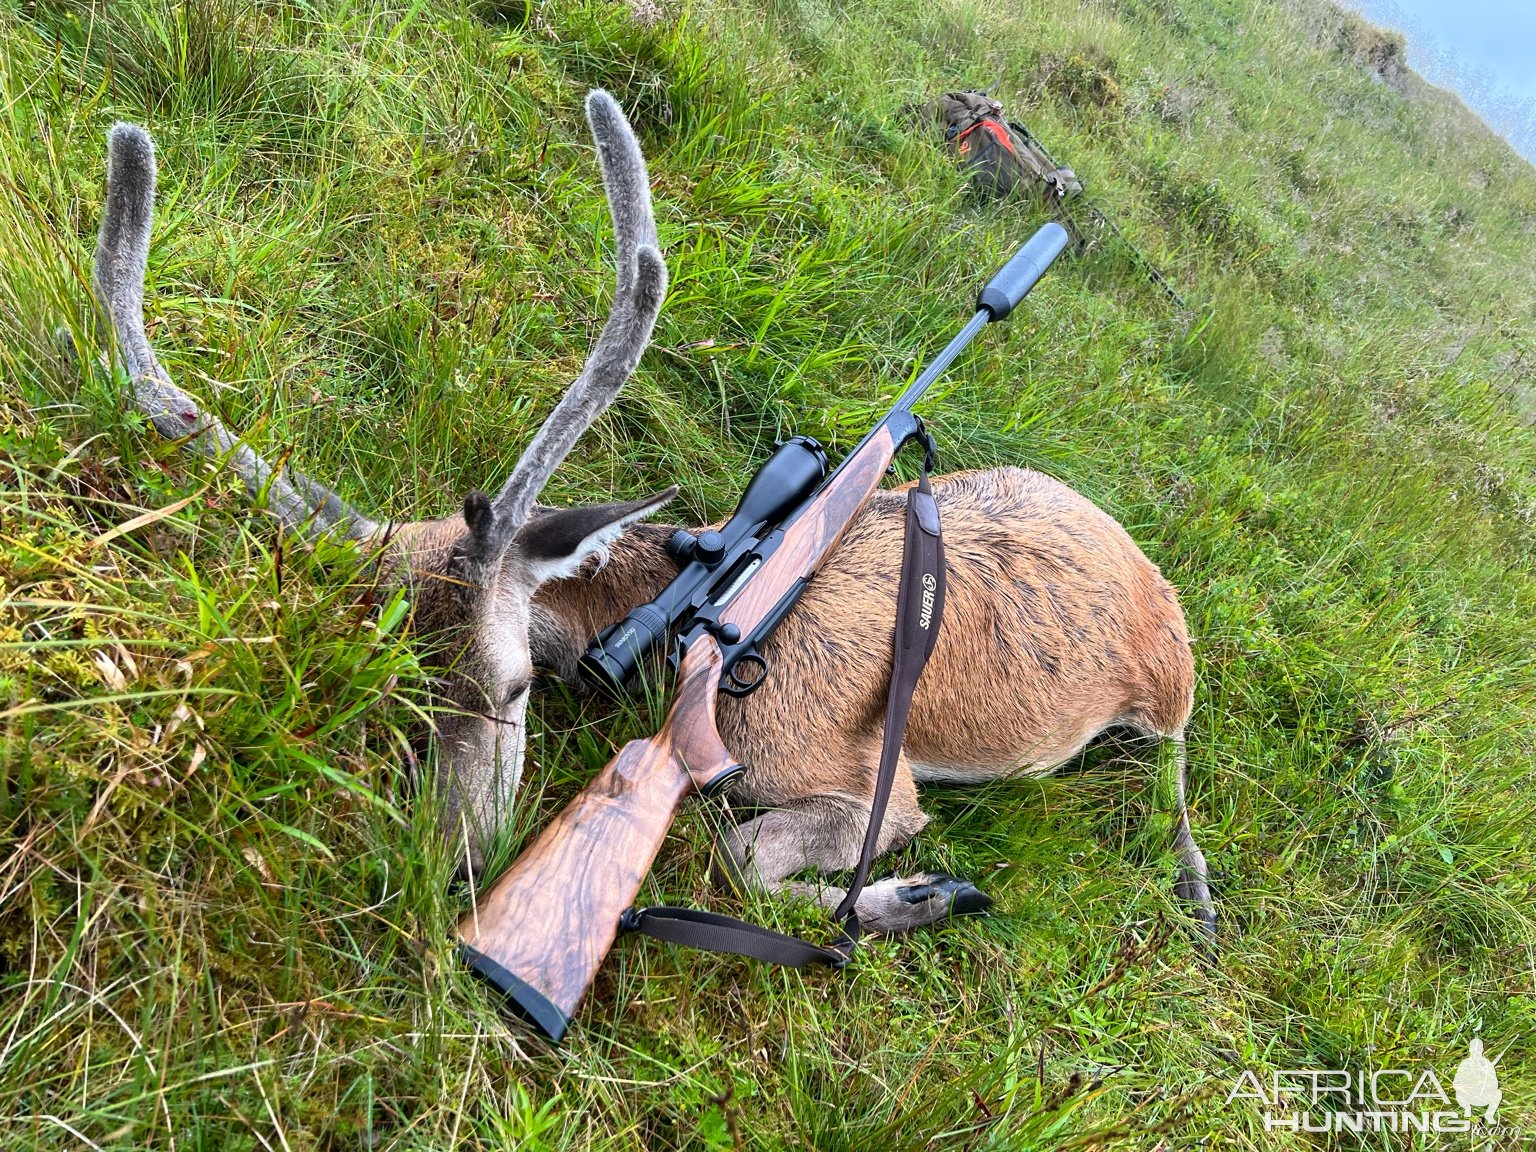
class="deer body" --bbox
[90,93,1212,944]
[533,466,1211,934]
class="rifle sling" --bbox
[621,905,848,968]
[623,443,946,970]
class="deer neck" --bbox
[528,521,681,680]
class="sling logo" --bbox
[1226,1039,1510,1135]
[918,573,937,630]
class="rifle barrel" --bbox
[864,222,1071,463]
[893,308,990,413]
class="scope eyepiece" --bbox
[580,603,673,691]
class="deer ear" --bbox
[515,487,677,586]
[462,489,498,548]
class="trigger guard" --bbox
[720,651,768,698]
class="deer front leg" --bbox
[712,761,991,933]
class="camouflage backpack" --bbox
[935,91,1083,202]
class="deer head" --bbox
[92,92,674,875]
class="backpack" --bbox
[935,91,1083,202]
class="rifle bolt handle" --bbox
[705,621,742,645]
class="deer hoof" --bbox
[1174,871,1218,950]
[896,873,994,918]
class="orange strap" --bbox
[955,118,1019,156]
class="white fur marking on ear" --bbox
[525,497,669,586]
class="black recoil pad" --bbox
[975,222,1071,321]
[459,943,569,1042]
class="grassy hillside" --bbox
[3,0,1535,1147]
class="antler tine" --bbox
[476,91,667,561]
[92,123,380,543]
[587,89,659,290]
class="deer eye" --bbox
[500,679,531,710]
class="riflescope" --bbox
[580,434,829,689]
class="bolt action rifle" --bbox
[459,223,1071,1042]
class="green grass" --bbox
[3,0,1535,1146]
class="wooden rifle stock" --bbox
[458,639,739,1041]
[460,422,905,1040]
